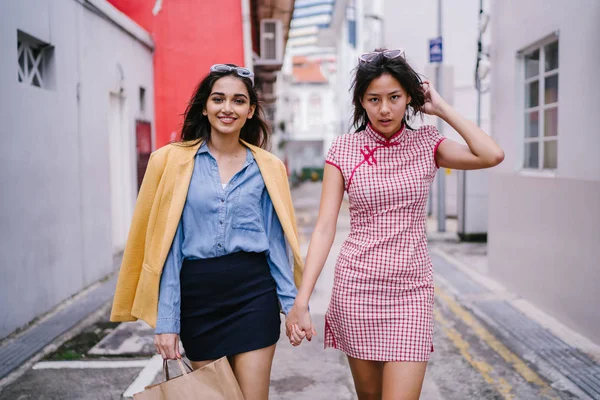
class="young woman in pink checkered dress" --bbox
[285,49,504,399]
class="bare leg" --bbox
[382,361,427,400]
[347,356,384,400]
[230,344,277,400]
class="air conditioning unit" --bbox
[255,19,283,67]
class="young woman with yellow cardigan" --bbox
[110,64,304,400]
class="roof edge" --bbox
[83,0,155,50]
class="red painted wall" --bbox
[109,0,246,147]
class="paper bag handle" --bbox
[163,358,193,381]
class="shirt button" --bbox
[220,198,225,203]
[217,243,222,248]
[219,220,223,225]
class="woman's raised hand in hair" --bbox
[421,81,449,117]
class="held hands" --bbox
[285,304,317,347]
[421,81,449,118]
[154,333,181,360]
[154,307,317,354]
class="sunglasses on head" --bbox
[358,49,406,63]
[210,64,255,85]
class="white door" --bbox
[108,92,134,253]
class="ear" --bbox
[407,95,412,106]
[202,108,207,116]
[248,104,256,119]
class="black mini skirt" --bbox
[179,251,281,361]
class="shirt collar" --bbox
[196,141,210,155]
[196,141,255,165]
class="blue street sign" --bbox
[429,37,443,63]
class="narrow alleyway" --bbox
[1,182,598,400]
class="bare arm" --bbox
[296,164,345,307]
[423,81,505,170]
[285,163,344,344]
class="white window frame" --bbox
[518,33,559,172]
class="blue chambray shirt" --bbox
[155,143,297,334]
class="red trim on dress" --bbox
[346,159,368,191]
[433,137,446,169]
[344,124,408,192]
[346,142,401,191]
[325,160,342,172]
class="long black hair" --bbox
[351,50,426,132]
[179,64,270,149]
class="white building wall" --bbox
[277,81,336,175]
[0,0,154,339]
[290,84,336,141]
[489,0,600,343]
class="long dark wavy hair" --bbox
[351,50,426,132]
[179,64,270,149]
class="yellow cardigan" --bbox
[110,140,303,328]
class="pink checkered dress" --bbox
[324,123,445,362]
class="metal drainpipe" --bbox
[436,0,446,233]
[241,0,254,70]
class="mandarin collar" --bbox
[365,122,407,145]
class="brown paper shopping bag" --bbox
[133,357,244,400]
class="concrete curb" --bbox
[0,274,118,389]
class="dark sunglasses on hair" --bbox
[358,49,406,63]
[209,64,255,84]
